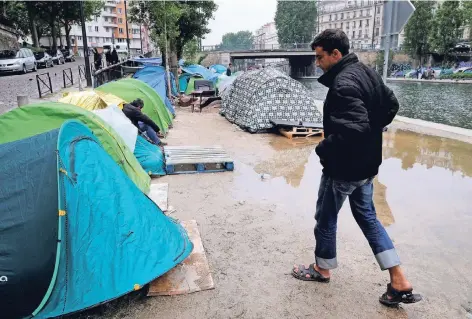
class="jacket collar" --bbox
[318,53,359,88]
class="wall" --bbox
[0,24,19,51]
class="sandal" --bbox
[379,283,422,307]
[291,263,330,283]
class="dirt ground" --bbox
[74,106,472,319]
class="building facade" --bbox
[254,22,279,50]
[318,0,405,50]
[39,0,154,57]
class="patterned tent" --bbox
[220,68,323,133]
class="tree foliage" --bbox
[403,1,435,63]
[463,0,472,40]
[429,1,465,55]
[220,31,254,50]
[182,38,199,63]
[275,0,317,44]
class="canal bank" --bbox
[76,108,472,319]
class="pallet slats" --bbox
[164,146,234,174]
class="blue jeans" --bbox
[138,122,160,145]
[314,174,400,270]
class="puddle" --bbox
[233,129,472,231]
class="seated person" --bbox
[122,98,166,146]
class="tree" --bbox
[0,2,30,39]
[463,1,472,40]
[275,0,317,45]
[35,1,64,51]
[60,1,104,50]
[430,1,465,56]
[375,49,394,76]
[182,38,199,62]
[220,31,254,50]
[403,1,435,65]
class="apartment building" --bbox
[39,0,154,56]
[318,0,405,50]
[254,22,279,50]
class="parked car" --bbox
[34,51,54,68]
[0,48,37,74]
[49,49,65,65]
[61,49,75,62]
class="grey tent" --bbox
[220,67,323,133]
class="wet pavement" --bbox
[91,111,472,319]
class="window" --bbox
[334,23,337,28]
[88,26,92,32]
[329,14,332,21]
[95,37,99,42]
[341,13,344,19]
[340,22,343,29]
[335,14,338,20]
[346,24,350,29]
[377,6,380,14]
[375,28,379,36]
[104,17,108,22]
[105,27,110,32]
[347,12,350,19]
[366,19,369,27]
[118,8,122,13]
[361,10,364,16]
[94,17,98,22]
[352,21,355,27]
[359,29,362,37]
[352,31,355,38]
[95,26,99,32]
[376,17,380,24]
[88,37,92,42]
[119,28,123,34]
[329,24,332,29]
[118,38,124,43]
[78,36,82,41]
[118,18,123,23]
[367,9,371,16]
[354,11,357,17]
[359,20,363,27]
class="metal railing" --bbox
[62,68,74,88]
[78,65,86,81]
[92,61,126,88]
[36,73,53,98]
[201,43,313,52]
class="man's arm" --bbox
[378,84,399,128]
[133,111,161,133]
[315,85,370,160]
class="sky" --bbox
[202,0,277,46]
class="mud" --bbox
[85,109,472,318]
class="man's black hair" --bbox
[131,98,144,108]
[311,29,350,56]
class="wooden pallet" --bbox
[164,146,234,174]
[279,127,324,139]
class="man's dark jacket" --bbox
[122,103,161,133]
[315,53,399,181]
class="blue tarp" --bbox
[1,120,192,318]
[179,73,194,93]
[210,64,227,74]
[130,57,162,66]
[133,66,177,115]
[181,64,219,83]
[134,135,166,176]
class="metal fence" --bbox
[36,73,53,98]
[92,61,127,88]
[62,68,74,88]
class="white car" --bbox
[0,48,37,74]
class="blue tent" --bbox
[210,64,227,74]
[133,66,177,116]
[134,135,166,176]
[181,64,219,83]
[0,120,192,319]
[129,57,162,66]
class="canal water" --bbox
[301,80,472,130]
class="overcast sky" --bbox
[202,0,277,45]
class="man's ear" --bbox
[332,49,342,59]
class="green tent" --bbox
[0,102,151,193]
[96,78,172,133]
[185,76,202,95]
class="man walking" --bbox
[292,30,422,307]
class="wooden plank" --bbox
[279,127,323,139]
[270,119,323,129]
[147,220,214,296]
[148,183,168,212]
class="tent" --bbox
[0,102,151,194]
[129,56,162,66]
[179,73,202,94]
[96,78,173,133]
[59,90,126,110]
[0,120,192,319]
[134,135,166,176]
[220,67,323,133]
[133,66,176,116]
[209,64,227,74]
[179,64,219,94]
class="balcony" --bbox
[103,22,118,28]
[102,11,117,17]
[104,1,117,7]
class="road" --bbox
[0,58,86,114]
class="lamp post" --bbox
[124,0,131,57]
[79,0,92,87]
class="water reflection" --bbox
[383,128,472,177]
[300,79,472,130]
